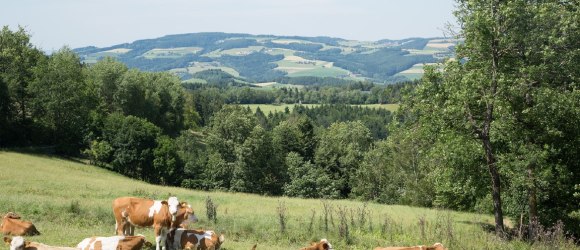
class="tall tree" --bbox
[29,47,94,152]
[0,26,44,145]
[414,0,580,236]
[315,121,372,197]
[445,0,509,235]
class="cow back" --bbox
[117,197,171,228]
[168,229,224,250]
[78,236,147,250]
[1,217,40,236]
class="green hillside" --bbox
[2,151,571,250]
[74,33,457,83]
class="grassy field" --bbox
[242,104,399,114]
[142,47,202,59]
[0,152,575,250]
[185,62,241,77]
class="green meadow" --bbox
[142,47,202,59]
[0,152,574,250]
[243,104,400,114]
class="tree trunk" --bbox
[482,136,505,236]
[528,163,538,240]
[486,0,505,237]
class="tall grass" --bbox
[0,151,577,249]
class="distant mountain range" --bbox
[74,32,457,83]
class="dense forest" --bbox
[1,0,578,243]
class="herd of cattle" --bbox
[1,196,446,250]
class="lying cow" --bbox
[167,228,225,250]
[374,243,446,250]
[77,235,151,250]
[1,213,40,236]
[4,236,76,250]
[112,197,197,250]
[300,239,333,250]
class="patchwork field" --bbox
[142,47,202,59]
[396,63,438,80]
[185,62,240,77]
[81,48,131,64]
[274,54,353,79]
[204,46,266,57]
[77,35,459,82]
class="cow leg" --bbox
[154,226,162,250]
[160,228,168,250]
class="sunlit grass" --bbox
[242,104,399,114]
[1,151,574,250]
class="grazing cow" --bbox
[1,213,40,236]
[300,239,333,250]
[4,236,76,250]
[373,243,446,250]
[112,197,196,250]
[167,228,224,250]
[77,235,151,250]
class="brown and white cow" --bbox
[112,197,197,250]
[4,236,76,250]
[300,239,333,250]
[1,213,40,236]
[167,228,225,250]
[373,243,446,250]
[77,235,151,250]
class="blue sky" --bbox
[1,0,456,51]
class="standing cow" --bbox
[1,213,40,236]
[112,197,197,250]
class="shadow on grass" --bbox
[457,220,497,234]
[1,146,89,165]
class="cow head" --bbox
[216,234,225,250]
[3,212,21,220]
[3,236,26,250]
[319,239,333,250]
[180,202,198,226]
[167,197,179,218]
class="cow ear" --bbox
[218,234,225,243]
[161,201,168,205]
[322,243,329,249]
[3,237,11,245]
[5,212,21,219]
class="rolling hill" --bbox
[1,151,555,250]
[74,33,457,84]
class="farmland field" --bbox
[287,67,350,78]
[243,104,400,114]
[185,62,240,77]
[142,47,202,59]
[204,46,265,57]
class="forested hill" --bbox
[74,32,457,83]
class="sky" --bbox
[1,0,457,52]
